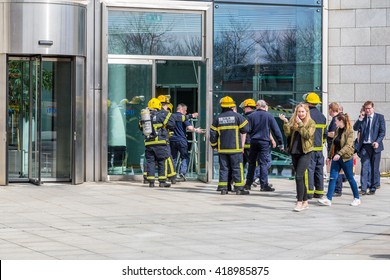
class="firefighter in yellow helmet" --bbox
[304,92,327,199]
[139,98,175,188]
[157,94,200,183]
[210,96,250,195]
[239,99,257,167]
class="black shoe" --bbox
[368,190,376,195]
[333,192,342,197]
[221,189,228,195]
[149,182,155,188]
[143,179,148,184]
[236,190,250,195]
[313,194,323,198]
[169,177,177,184]
[244,184,252,190]
[359,190,367,195]
[260,186,275,192]
[178,173,187,182]
[159,182,171,188]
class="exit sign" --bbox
[145,13,162,23]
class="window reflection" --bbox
[214,4,322,94]
[108,10,202,56]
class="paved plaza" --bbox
[0,177,389,260]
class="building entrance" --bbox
[106,59,207,181]
[7,56,73,184]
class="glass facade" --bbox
[213,1,322,178]
[105,1,322,181]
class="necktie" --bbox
[364,117,371,142]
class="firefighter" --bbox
[139,98,175,188]
[304,92,327,199]
[157,95,199,182]
[210,96,249,195]
[239,98,257,167]
[157,95,178,183]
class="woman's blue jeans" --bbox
[327,157,359,200]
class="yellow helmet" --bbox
[239,98,256,108]
[220,96,236,108]
[157,95,170,104]
[167,103,173,112]
[129,95,145,104]
[305,92,321,104]
[147,98,162,110]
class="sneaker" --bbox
[350,198,361,206]
[318,197,332,206]
[254,178,260,185]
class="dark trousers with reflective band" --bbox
[218,153,245,190]
[291,152,312,202]
[145,145,170,182]
[165,145,177,178]
[307,150,325,195]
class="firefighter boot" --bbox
[148,181,155,188]
[159,181,171,188]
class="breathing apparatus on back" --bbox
[140,108,153,138]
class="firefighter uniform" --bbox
[210,96,249,195]
[239,99,257,167]
[304,92,327,198]
[139,98,176,188]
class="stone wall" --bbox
[327,0,390,172]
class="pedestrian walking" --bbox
[327,102,345,196]
[279,103,315,212]
[318,112,361,206]
[353,100,386,195]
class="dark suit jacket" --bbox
[353,113,386,153]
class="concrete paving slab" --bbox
[0,177,389,260]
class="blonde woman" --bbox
[279,103,315,212]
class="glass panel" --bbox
[40,60,72,180]
[213,3,322,179]
[214,4,321,94]
[8,59,30,180]
[108,63,152,175]
[108,10,202,56]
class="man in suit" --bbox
[353,101,386,195]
